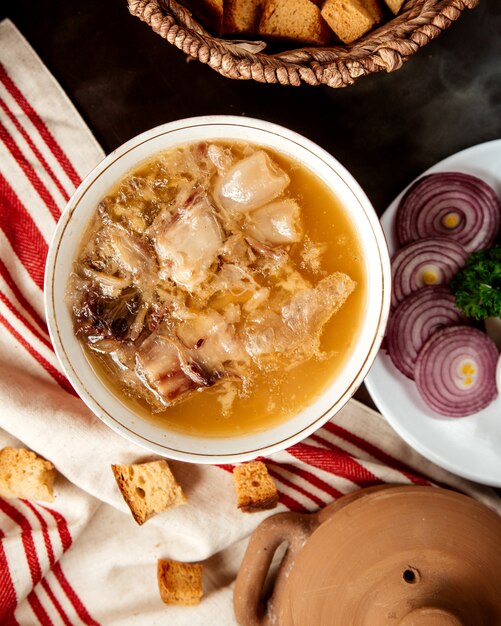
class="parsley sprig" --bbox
[450,246,501,320]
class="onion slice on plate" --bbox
[415,326,499,417]
[387,286,468,379]
[396,172,501,253]
[391,237,468,308]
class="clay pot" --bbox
[234,486,501,625]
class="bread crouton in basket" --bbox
[127,0,479,88]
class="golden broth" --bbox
[82,144,365,437]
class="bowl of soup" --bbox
[45,116,390,463]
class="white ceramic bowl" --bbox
[45,116,391,464]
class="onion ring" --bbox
[387,286,468,379]
[415,326,499,417]
[391,237,468,308]
[396,172,500,253]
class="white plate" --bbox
[365,139,501,486]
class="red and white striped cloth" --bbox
[0,18,499,626]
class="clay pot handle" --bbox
[234,511,319,626]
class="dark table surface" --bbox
[2,0,501,409]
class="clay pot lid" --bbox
[278,487,501,626]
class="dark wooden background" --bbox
[2,0,501,408]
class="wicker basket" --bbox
[127,0,478,88]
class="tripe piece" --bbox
[216,150,290,213]
[152,193,223,290]
[243,271,356,359]
[136,331,198,404]
[246,198,303,245]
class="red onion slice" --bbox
[391,237,468,308]
[396,172,500,253]
[415,326,499,417]
[387,286,468,379]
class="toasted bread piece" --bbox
[362,0,383,22]
[384,0,405,14]
[0,447,56,502]
[321,0,381,44]
[258,0,331,46]
[182,0,224,34]
[112,460,187,525]
[157,559,203,606]
[233,461,278,512]
[223,0,266,33]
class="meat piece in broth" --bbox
[152,192,223,290]
[136,331,200,405]
[207,144,234,176]
[219,233,257,268]
[137,311,248,405]
[245,199,303,245]
[106,227,155,277]
[282,272,356,337]
[81,269,130,299]
[105,226,157,295]
[206,263,260,307]
[73,287,142,343]
[176,310,249,374]
[244,272,356,360]
[245,236,288,274]
[216,151,290,213]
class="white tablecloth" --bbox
[0,18,499,626]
